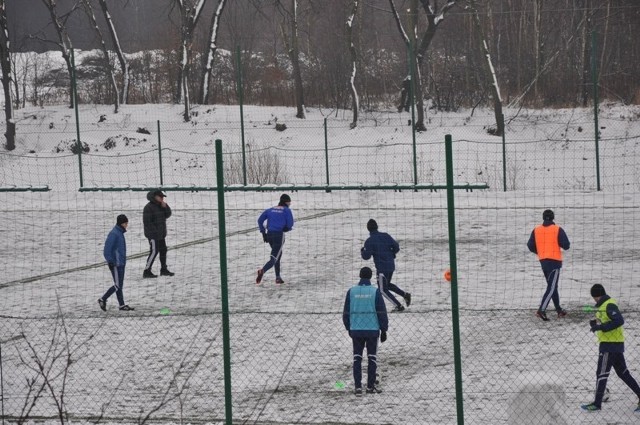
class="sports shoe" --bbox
[404,292,412,307]
[366,386,382,394]
[536,310,549,321]
[119,305,135,311]
[392,304,405,312]
[98,298,106,312]
[275,277,285,284]
[557,309,568,318]
[580,403,600,411]
[354,388,362,396]
[256,269,264,284]
[160,268,175,276]
[143,269,157,278]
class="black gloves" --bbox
[283,226,290,232]
[380,331,387,343]
[589,319,599,333]
[108,262,115,270]
[262,232,268,243]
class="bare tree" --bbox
[80,0,119,113]
[200,0,227,104]
[97,0,130,105]
[173,0,208,122]
[38,0,79,109]
[0,0,15,150]
[467,0,504,136]
[389,0,458,131]
[346,0,359,129]
[15,300,104,425]
[277,0,306,119]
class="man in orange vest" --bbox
[527,209,570,321]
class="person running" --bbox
[143,190,174,278]
[581,284,640,412]
[343,266,388,396]
[361,219,411,312]
[527,209,570,321]
[98,214,134,311]
[256,194,294,284]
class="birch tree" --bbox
[174,0,208,122]
[0,0,15,150]
[389,0,458,131]
[39,0,77,109]
[200,0,227,105]
[468,0,504,135]
[97,0,130,105]
[277,0,305,119]
[346,0,359,129]
[80,0,119,113]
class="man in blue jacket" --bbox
[581,284,640,412]
[361,219,411,312]
[343,267,388,395]
[257,194,294,284]
[98,215,134,311]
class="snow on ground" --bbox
[1,103,640,424]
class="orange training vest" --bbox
[534,224,562,261]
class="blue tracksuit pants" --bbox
[352,335,378,389]
[102,265,126,307]
[593,351,640,407]
[377,271,405,308]
[539,267,561,312]
[262,232,285,278]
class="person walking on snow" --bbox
[343,266,388,395]
[581,284,640,412]
[257,194,294,284]
[527,209,570,321]
[143,190,174,278]
[98,214,134,311]
[361,219,411,312]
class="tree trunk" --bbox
[80,0,119,113]
[0,0,15,150]
[200,0,227,104]
[469,0,504,136]
[347,0,359,129]
[97,0,129,105]
[581,0,591,107]
[40,0,75,109]
[290,0,305,118]
[533,0,543,104]
[173,0,208,121]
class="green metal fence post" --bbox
[215,139,233,425]
[445,134,465,425]
[591,30,601,191]
[236,46,247,186]
[71,48,83,188]
[408,18,418,186]
[501,113,507,192]
[324,117,331,192]
[157,120,164,186]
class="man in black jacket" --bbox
[143,190,174,278]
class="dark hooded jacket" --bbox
[143,191,172,240]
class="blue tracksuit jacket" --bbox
[361,230,400,273]
[258,205,294,233]
[104,225,127,266]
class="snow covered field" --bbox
[1,103,640,424]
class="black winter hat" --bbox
[280,193,291,204]
[117,214,129,225]
[153,190,166,198]
[543,209,554,221]
[367,219,378,231]
[591,284,606,298]
[359,267,373,279]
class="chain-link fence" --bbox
[2,105,640,424]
